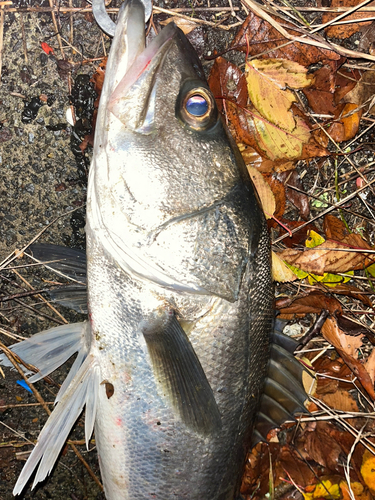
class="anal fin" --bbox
[141,309,222,435]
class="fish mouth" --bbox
[108,12,177,123]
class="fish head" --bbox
[88,1,264,300]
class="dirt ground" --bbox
[0,1,243,499]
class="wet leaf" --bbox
[304,422,343,470]
[327,103,362,142]
[322,0,375,39]
[208,57,248,113]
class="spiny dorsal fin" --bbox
[141,309,222,435]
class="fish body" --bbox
[0,1,274,498]
[85,2,272,497]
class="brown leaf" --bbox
[331,284,374,308]
[304,422,343,470]
[279,236,373,275]
[327,103,362,143]
[231,11,344,70]
[276,291,343,316]
[323,0,375,39]
[319,388,359,414]
[277,446,316,488]
[208,57,248,113]
[262,174,286,219]
[269,218,318,248]
[321,317,375,399]
[276,169,310,219]
[323,214,350,240]
[343,65,375,115]
[364,349,375,384]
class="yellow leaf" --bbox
[284,262,308,279]
[246,59,313,131]
[253,114,310,161]
[303,479,341,499]
[272,251,298,282]
[361,449,375,492]
[247,165,275,218]
[306,230,325,248]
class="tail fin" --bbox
[0,322,100,495]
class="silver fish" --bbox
[1,0,277,498]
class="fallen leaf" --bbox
[247,166,276,218]
[272,251,298,282]
[326,103,362,142]
[322,0,375,39]
[304,422,343,470]
[269,218,318,248]
[231,11,344,70]
[160,16,198,35]
[276,291,343,316]
[364,349,375,384]
[324,214,350,241]
[303,478,341,499]
[343,65,375,115]
[276,169,310,219]
[321,316,375,399]
[279,236,373,275]
[361,449,375,493]
[208,57,248,113]
[245,58,313,131]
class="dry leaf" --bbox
[322,317,375,399]
[160,16,198,35]
[272,251,298,282]
[279,236,373,275]
[343,65,375,115]
[276,291,343,316]
[364,349,375,384]
[247,165,276,218]
[361,449,375,493]
[232,11,344,70]
[324,214,350,240]
[276,169,310,219]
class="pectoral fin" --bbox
[141,310,222,435]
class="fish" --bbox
[0,0,309,498]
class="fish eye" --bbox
[185,94,209,117]
[176,82,218,131]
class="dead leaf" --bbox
[343,65,375,115]
[231,11,344,71]
[269,218,318,248]
[327,103,362,142]
[304,422,343,470]
[321,316,375,399]
[322,0,375,39]
[160,16,198,35]
[247,165,276,218]
[272,251,298,282]
[364,349,375,384]
[279,236,373,275]
[208,57,248,113]
[276,169,310,219]
[324,214,350,241]
[276,291,343,316]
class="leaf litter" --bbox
[205,0,375,497]
[3,0,375,499]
